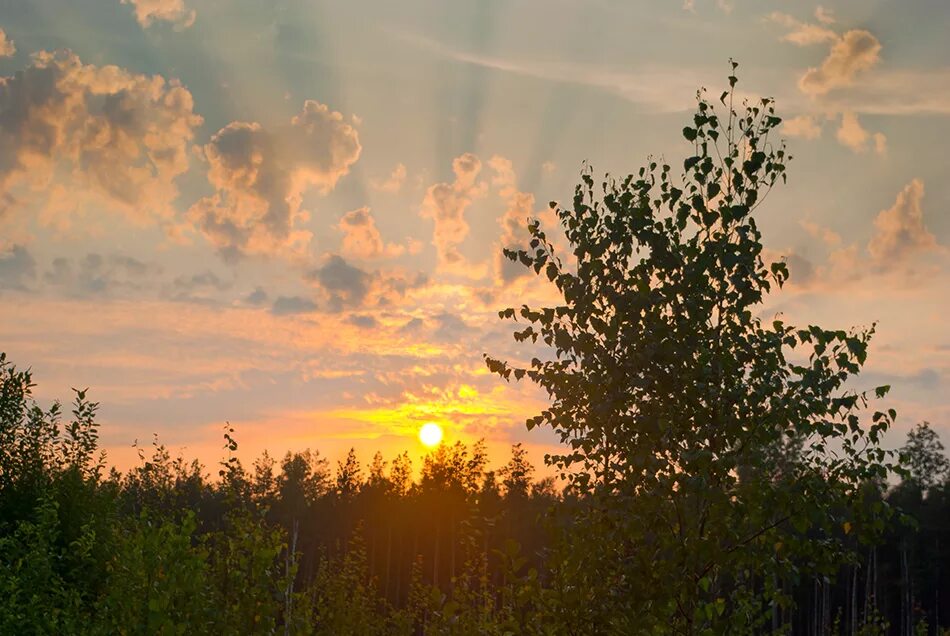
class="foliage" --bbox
[487,65,899,633]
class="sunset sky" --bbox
[0,0,947,473]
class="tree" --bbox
[487,65,899,633]
[335,448,363,499]
[901,422,949,493]
[499,443,535,500]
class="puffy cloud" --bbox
[370,163,407,193]
[0,50,202,227]
[783,115,822,139]
[189,100,361,259]
[121,0,196,30]
[836,112,869,152]
[337,207,405,260]
[304,254,428,312]
[799,30,881,96]
[767,12,838,46]
[419,153,488,273]
[868,179,936,264]
[488,156,536,286]
[836,112,887,155]
[0,244,35,289]
[0,29,15,57]
[271,295,318,315]
[306,254,372,311]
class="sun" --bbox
[418,422,443,448]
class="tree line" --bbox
[1,68,943,634]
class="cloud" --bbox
[304,254,429,312]
[44,253,159,295]
[271,295,318,316]
[370,163,407,193]
[169,270,233,304]
[767,12,838,46]
[836,112,869,152]
[392,30,707,114]
[173,271,230,292]
[419,153,488,274]
[0,50,202,226]
[0,29,15,57]
[347,314,378,329]
[245,287,268,306]
[820,69,950,115]
[783,115,822,139]
[189,100,361,259]
[306,254,372,311]
[776,182,940,293]
[0,244,35,290]
[488,156,536,286]
[834,112,889,156]
[121,0,196,30]
[799,30,881,96]
[432,311,472,342]
[814,6,835,25]
[868,179,937,264]
[337,207,405,260]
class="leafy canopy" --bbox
[488,64,899,633]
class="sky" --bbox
[0,0,948,475]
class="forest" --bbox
[2,75,947,635]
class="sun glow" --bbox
[419,422,443,448]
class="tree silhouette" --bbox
[488,65,899,633]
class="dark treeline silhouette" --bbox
[2,70,942,634]
[0,356,947,634]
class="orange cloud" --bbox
[799,30,881,96]
[370,163,407,193]
[488,156,537,287]
[783,115,822,140]
[189,101,361,259]
[337,207,406,260]
[0,49,202,227]
[0,28,15,57]
[121,0,195,29]
[767,12,838,46]
[868,179,937,264]
[420,153,488,275]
